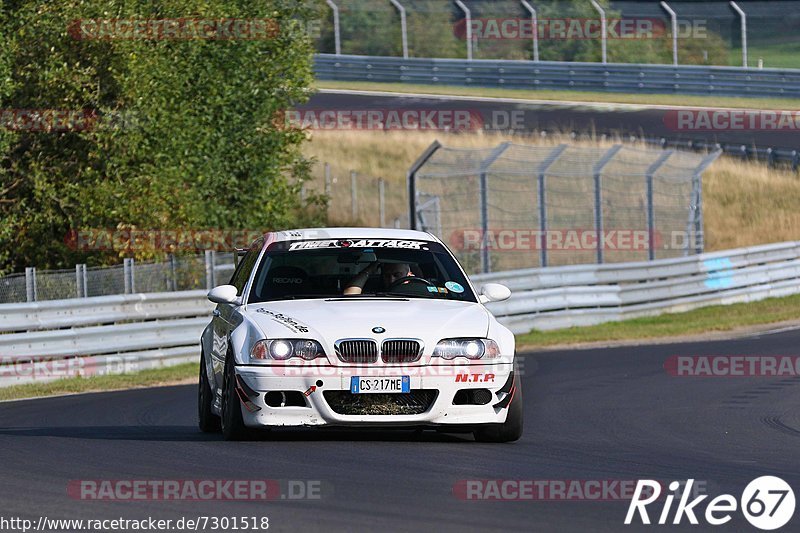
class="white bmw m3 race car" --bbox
[198,228,522,442]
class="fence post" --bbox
[589,0,607,64]
[82,264,88,297]
[478,142,512,274]
[123,258,135,294]
[593,145,623,264]
[536,144,568,267]
[407,141,442,230]
[520,0,539,61]
[730,1,748,67]
[205,250,216,290]
[351,170,358,220]
[169,254,177,291]
[325,0,341,55]
[123,259,130,294]
[661,1,679,66]
[690,150,722,254]
[25,267,37,302]
[324,163,332,197]
[454,0,473,60]
[378,178,386,228]
[389,0,409,59]
[645,151,673,261]
[75,264,83,298]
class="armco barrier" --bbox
[0,292,213,387]
[2,241,800,386]
[315,54,800,99]
[314,54,800,168]
[478,241,800,333]
[0,290,210,332]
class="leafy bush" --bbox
[0,0,322,274]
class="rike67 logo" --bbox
[626,477,795,530]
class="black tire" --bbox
[220,353,250,441]
[198,354,221,433]
[473,385,524,443]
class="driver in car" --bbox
[343,262,413,295]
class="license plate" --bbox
[350,376,410,394]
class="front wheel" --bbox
[473,385,523,443]
[220,353,249,441]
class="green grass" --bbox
[517,293,800,349]
[732,42,800,70]
[0,362,196,402]
[315,80,800,110]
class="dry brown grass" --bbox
[703,158,800,250]
[301,130,800,252]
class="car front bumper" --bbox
[234,363,515,428]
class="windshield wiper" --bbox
[266,294,329,301]
[326,293,410,301]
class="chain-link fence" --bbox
[410,141,720,274]
[306,161,409,228]
[0,252,236,304]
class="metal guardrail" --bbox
[0,291,211,332]
[1,240,799,386]
[643,137,800,172]
[314,54,800,168]
[478,241,800,333]
[0,292,213,387]
[315,54,800,99]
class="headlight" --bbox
[250,339,325,361]
[432,338,501,360]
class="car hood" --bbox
[246,298,490,355]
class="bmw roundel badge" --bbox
[372,326,386,334]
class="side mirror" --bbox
[208,285,240,305]
[479,283,511,304]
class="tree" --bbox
[0,0,322,274]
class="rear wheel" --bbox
[220,353,250,441]
[198,354,220,433]
[473,385,523,443]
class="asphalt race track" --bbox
[305,91,798,153]
[1,328,799,532]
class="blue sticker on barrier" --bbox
[704,258,734,289]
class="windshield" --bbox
[247,239,477,303]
